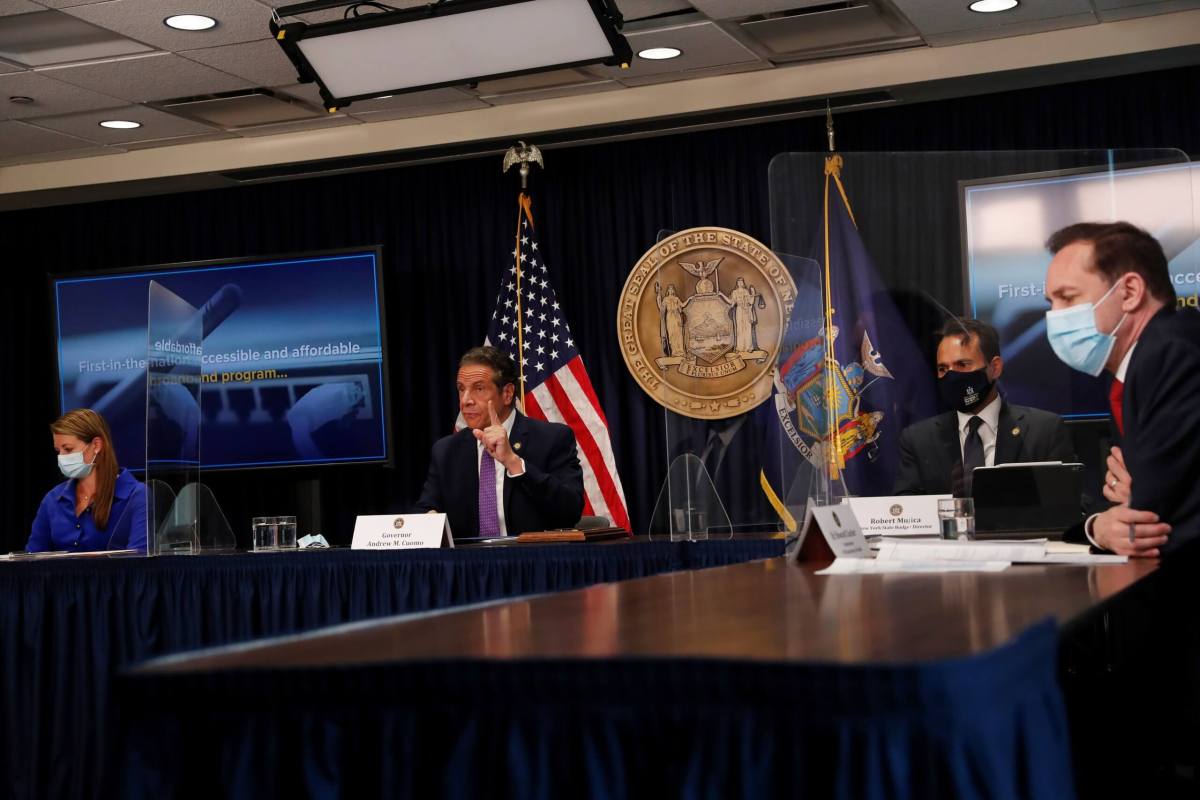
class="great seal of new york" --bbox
[617,227,797,420]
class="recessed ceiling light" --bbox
[8,96,33,105]
[638,47,682,61]
[968,0,1018,12]
[164,14,217,31]
[99,120,141,130]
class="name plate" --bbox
[840,495,950,537]
[787,502,869,562]
[351,514,453,550]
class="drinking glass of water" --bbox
[937,498,975,541]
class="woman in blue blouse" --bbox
[27,408,147,553]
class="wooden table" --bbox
[140,557,1159,671]
[117,554,1192,799]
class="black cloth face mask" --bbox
[938,367,994,414]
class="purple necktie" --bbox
[478,449,501,538]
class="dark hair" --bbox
[459,346,519,391]
[1046,221,1175,304]
[937,318,1000,363]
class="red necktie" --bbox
[1109,378,1124,435]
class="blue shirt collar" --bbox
[52,468,135,504]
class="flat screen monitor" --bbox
[53,248,390,470]
[960,161,1199,419]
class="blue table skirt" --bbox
[0,540,782,800]
[112,620,1074,800]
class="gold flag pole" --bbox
[502,141,544,408]
[822,102,843,484]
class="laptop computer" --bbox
[970,462,1086,540]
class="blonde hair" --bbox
[51,408,119,529]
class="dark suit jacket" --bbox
[1122,306,1200,554]
[414,412,584,537]
[893,400,1075,496]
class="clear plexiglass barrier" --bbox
[640,226,829,538]
[767,149,1194,504]
[146,281,235,554]
[639,150,1196,537]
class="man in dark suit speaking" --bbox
[894,318,1074,496]
[415,346,584,538]
[1045,222,1200,557]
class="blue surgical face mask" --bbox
[1045,281,1127,377]
[57,446,97,480]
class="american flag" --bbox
[476,193,630,530]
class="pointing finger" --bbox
[488,400,500,427]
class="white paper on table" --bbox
[816,559,1012,574]
[875,539,1047,563]
[1038,553,1128,564]
[1045,541,1090,554]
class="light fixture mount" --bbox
[271,0,631,112]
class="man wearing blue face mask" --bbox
[1045,221,1200,557]
[894,318,1074,496]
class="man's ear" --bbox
[989,356,1003,382]
[501,382,516,408]
[1119,272,1147,313]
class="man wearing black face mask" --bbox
[893,318,1075,496]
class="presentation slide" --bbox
[962,162,1199,418]
[54,249,390,470]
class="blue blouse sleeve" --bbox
[26,494,54,553]
[125,482,148,553]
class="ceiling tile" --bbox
[349,97,488,122]
[123,130,236,149]
[31,0,114,7]
[61,0,275,50]
[163,90,319,127]
[0,116,91,155]
[24,102,216,143]
[0,1,45,16]
[889,0,1094,36]
[475,68,594,95]
[40,52,251,102]
[1094,0,1200,21]
[0,9,153,66]
[585,20,760,80]
[344,86,478,112]
[233,112,359,137]
[259,0,429,25]
[618,59,770,86]
[740,5,917,58]
[922,12,1096,45]
[0,70,125,119]
[272,80,322,106]
[180,38,299,87]
[614,0,694,21]
[688,0,835,20]
[0,58,22,73]
[0,142,119,166]
[480,79,624,105]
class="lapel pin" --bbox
[1011,427,1021,436]
[513,441,522,451]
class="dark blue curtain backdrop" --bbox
[2,64,1198,551]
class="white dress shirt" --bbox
[475,409,524,537]
[1115,342,1136,382]
[957,394,1002,467]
